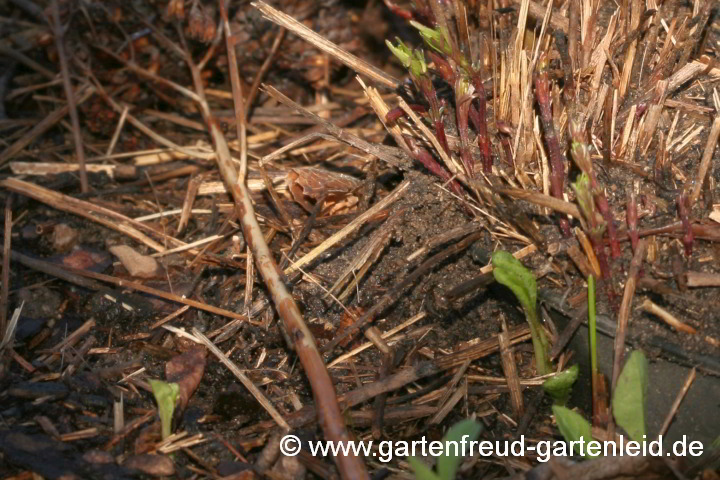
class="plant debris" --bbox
[1,0,719,479]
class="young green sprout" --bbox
[491,251,551,375]
[149,379,180,440]
[572,173,612,285]
[569,117,621,258]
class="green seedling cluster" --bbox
[385,5,493,176]
[551,277,650,459]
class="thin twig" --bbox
[611,239,646,390]
[0,195,12,335]
[10,251,251,323]
[246,28,286,115]
[689,114,720,203]
[50,0,88,192]
[658,367,696,437]
[218,0,248,182]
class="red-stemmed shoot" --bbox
[534,54,572,237]
[568,117,621,258]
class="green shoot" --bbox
[408,418,483,480]
[149,379,180,440]
[409,21,452,57]
[385,38,427,79]
[491,251,551,375]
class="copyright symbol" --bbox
[280,434,301,456]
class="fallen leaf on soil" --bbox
[109,245,163,278]
[165,346,207,413]
[287,167,360,212]
[55,247,111,271]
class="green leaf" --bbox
[571,173,593,219]
[407,457,441,480]
[492,251,551,375]
[386,38,412,68]
[409,21,450,55]
[149,379,180,440]
[385,39,427,80]
[552,405,597,458]
[491,251,536,318]
[436,419,483,480]
[543,365,579,405]
[612,350,649,442]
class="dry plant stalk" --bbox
[640,299,697,335]
[50,0,88,192]
[1,196,11,335]
[689,114,720,203]
[498,320,524,419]
[212,6,369,478]
[611,239,646,391]
[10,250,250,322]
[0,178,177,253]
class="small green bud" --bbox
[408,49,428,78]
[386,38,412,68]
[410,20,451,55]
[571,172,594,220]
[386,39,427,79]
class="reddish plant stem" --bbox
[405,136,463,197]
[553,30,575,101]
[590,233,618,308]
[676,193,694,257]
[454,79,475,177]
[569,118,621,257]
[412,73,451,158]
[428,51,454,83]
[496,121,515,167]
[498,134,514,168]
[385,104,427,123]
[592,188,621,258]
[589,233,611,283]
[534,63,571,237]
[433,118,451,157]
[422,83,451,158]
[627,190,639,253]
[382,0,414,20]
[470,74,492,174]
